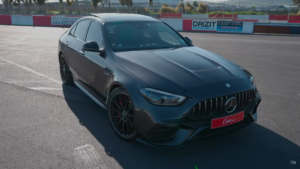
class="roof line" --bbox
[90,13,100,18]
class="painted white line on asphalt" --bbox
[74,144,108,169]
[0,57,61,84]
[0,47,57,53]
[3,80,50,83]
[29,87,62,91]
[264,60,298,69]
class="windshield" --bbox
[105,21,188,52]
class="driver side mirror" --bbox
[82,41,106,57]
[185,36,192,44]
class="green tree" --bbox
[119,0,133,7]
[105,0,111,7]
[36,0,46,12]
[193,1,198,8]
[185,1,194,14]
[1,0,13,12]
[196,2,208,13]
[91,0,100,8]
[175,1,185,13]
[159,3,175,14]
[292,0,300,6]
[36,0,45,6]
[12,1,18,6]
[66,0,74,6]
[21,0,33,13]
[149,0,153,7]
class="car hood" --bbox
[113,46,249,96]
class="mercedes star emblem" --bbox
[225,97,237,113]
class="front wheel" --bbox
[107,88,137,141]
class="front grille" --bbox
[188,90,255,119]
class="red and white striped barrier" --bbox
[1,14,300,34]
[0,15,82,27]
[160,18,183,31]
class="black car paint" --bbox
[58,14,261,147]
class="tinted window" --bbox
[105,21,188,52]
[74,20,91,41]
[86,22,103,46]
[70,24,77,36]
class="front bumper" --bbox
[133,90,261,147]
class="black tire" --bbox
[59,54,73,85]
[107,87,137,141]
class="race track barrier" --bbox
[182,19,254,34]
[254,26,290,34]
[209,14,237,20]
[33,15,52,26]
[50,15,81,27]
[1,14,300,34]
[160,13,182,18]
[11,15,33,26]
[182,14,209,20]
[237,15,269,20]
[0,15,12,25]
[160,18,183,31]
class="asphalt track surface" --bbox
[0,25,300,169]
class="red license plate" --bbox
[211,111,244,129]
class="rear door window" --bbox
[70,24,77,37]
[74,20,91,41]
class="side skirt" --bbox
[74,81,107,110]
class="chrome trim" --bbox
[75,81,107,110]
[215,98,218,114]
[234,94,237,108]
[204,100,207,115]
[210,99,212,114]
[192,107,195,117]
[199,102,201,115]
[224,97,237,113]
[220,97,223,113]
[242,92,244,107]
[245,91,248,105]
[238,93,241,108]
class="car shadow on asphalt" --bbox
[62,84,300,169]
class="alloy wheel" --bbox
[108,91,137,139]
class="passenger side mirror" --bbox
[185,36,192,44]
[83,41,99,52]
[83,41,106,57]
[99,47,106,57]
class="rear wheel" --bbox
[108,88,137,140]
[59,54,73,85]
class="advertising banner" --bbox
[217,21,243,32]
[51,16,81,26]
[192,20,217,32]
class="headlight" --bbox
[249,75,255,86]
[139,88,187,106]
[239,66,255,87]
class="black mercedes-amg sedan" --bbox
[58,13,261,147]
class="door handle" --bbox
[79,50,85,56]
[64,41,68,46]
[104,67,113,75]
